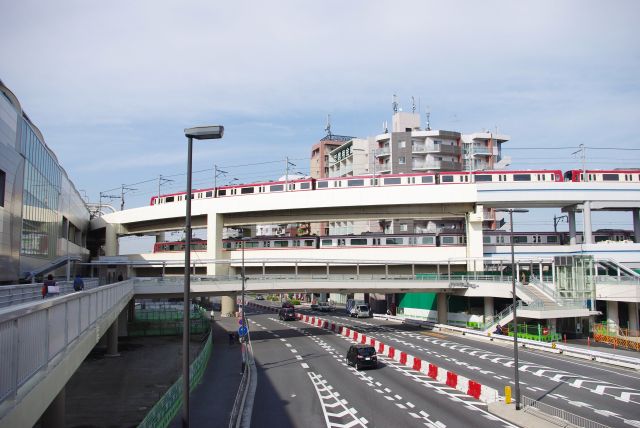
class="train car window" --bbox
[483,236,491,243]
[385,238,403,245]
[603,174,619,181]
[177,196,182,201]
[217,189,226,196]
[338,239,346,246]
[513,174,531,181]
[274,241,289,248]
[513,236,528,244]
[441,176,453,183]
[350,238,368,245]
[348,179,365,187]
[441,236,455,244]
[421,176,434,183]
[205,191,213,197]
[475,174,492,182]
[300,182,310,189]
[547,236,558,243]
[464,175,469,182]
[245,241,259,248]
[594,235,607,243]
[241,187,255,194]
[421,236,435,245]
[384,177,402,185]
[321,239,333,246]
[270,184,284,192]
[304,240,315,246]
[317,181,329,188]
[373,238,381,245]
[166,196,174,202]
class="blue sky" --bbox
[1,0,639,242]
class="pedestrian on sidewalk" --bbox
[73,275,85,291]
[43,274,56,298]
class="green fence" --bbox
[130,304,210,336]
[138,331,213,428]
[505,322,560,343]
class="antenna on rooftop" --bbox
[426,111,431,131]
[411,96,416,113]
[392,94,398,113]
[325,114,332,138]
[383,121,388,133]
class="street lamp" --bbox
[495,208,529,411]
[182,125,224,428]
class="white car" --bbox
[318,302,335,312]
[354,305,371,318]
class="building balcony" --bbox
[375,147,390,157]
[412,160,442,170]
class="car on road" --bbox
[346,344,378,370]
[255,295,265,300]
[279,307,296,321]
[310,302,319,310]
[281,301,294,308]
[318,301,335,312]
[352,304,371,318]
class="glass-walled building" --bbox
[0,79,90,283]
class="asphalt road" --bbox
[245,305,517,428]
[304,309,640,428]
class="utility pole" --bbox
[120,184,137,211]
[214,165,228,196]
[157,175,173,202]
[572,144,587,182]
[285,157,296,191]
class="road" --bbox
[293,307,640,428]
[245,304,516,428]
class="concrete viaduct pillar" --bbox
[606,301,619,334]
[633,208,640,244]
[484,296,494,323]
[104,223,118,256]
[465,205,484,272]
[568,210,577,245]
[628,302,639,332]
[583,201,593,244]
[41,387,65,428]
[106,318,120,357]
[207,213,237,317]
[437,293,447,324]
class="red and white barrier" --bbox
[294,311,499,403]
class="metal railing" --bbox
[0,280,134,409]
[0,278,100,308]
[522,396,611,428]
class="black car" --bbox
[282,301,294,309]
[346,344,378,370]
[279,307,296,321]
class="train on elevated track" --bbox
[152,229,635,253]
[149,169,640,206]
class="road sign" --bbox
[238,318,244,326]
[238,325,248,337]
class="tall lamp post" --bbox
[182,125,224,427]
[496,208,528,410]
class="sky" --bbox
[1,0,639,250]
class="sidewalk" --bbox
[170,312,243,427]
[489,401,567,428]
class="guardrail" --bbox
[0,280,134,418]
[0,278,100,308]
[522,396,611,428]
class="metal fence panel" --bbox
[66,299,80,343]
[0,320,17,402]
[48,304,67,359]
[17,311,47,387]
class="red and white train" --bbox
[151,229,634,253]
[150,169,640,206]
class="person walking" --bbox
[73,274,85,291]
[43,274,56,299]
